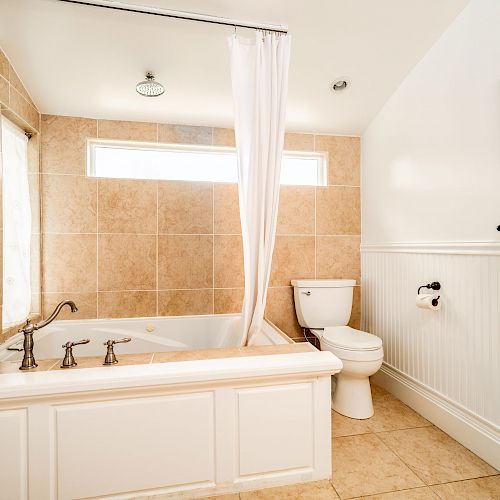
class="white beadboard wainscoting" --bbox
[361,242,500,469]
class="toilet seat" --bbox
[323,326,382,351]
[311,326,383,362]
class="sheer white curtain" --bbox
[229,31,291,346]
[1,117,31,326]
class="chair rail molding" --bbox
[361,241,500,255]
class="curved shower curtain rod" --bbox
[56,0,289,34]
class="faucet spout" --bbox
[18,300,78,370]
[36,300,78,330]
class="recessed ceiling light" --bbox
[136,72,165,97]
[332,78,350,92]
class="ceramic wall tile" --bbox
[42,174,97,233]
[316,235,361,281]
[98,178,157,234]
[158,235,213,289]
[97,119,157,142]
[158,289,213,316]
[212,127,235,147]
[42,292,97,320]
[98,291,156,318]
[265,286,303,339]
[42,234,97,293]
[158,123,212,145]
[214,288,244,314]
[98,234,156,291]
[214,235,244,288]
[277,186,315,235]
[158,181,213,234]
[270,236,315,287]
[315,135,360,186]
[316,186,361,235]
[214,183,240,234]
[41,115,97,175]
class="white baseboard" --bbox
[373,364,500,471]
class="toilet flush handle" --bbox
[301,290,311,296]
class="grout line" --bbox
[41,231,357,237]
[37,172,359,189]
[371,432,429,485]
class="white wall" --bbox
[361,0,500,468]
[362,0,500,244]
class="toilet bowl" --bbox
[291,279,383,419]
[312,326,383,419]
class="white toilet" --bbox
[291,279,383,419]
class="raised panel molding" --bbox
[362,248,500,467]
[55,393,215,499]
[237,383,314,477]
[0,409,28,499]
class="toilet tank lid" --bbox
[291,279,356,288]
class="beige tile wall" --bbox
[40,115,361,341]
[0,48,41,344]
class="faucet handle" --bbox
[62,338,90,349]
[60,339,90,368]
[103,337,131,346]
[103,338,131,365]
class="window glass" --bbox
[89,140,326,186]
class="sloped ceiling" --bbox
[0,0,468,134]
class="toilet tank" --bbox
[291,279,356,328]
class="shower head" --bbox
[136,72,165,97]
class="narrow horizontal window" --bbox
[88,140,326,186]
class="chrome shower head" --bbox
[136,72,165,97]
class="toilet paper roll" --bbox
[416,293,441,311]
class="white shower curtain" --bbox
[229,31,291,346]
[1,117,31,326]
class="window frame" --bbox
[87,138,327,186]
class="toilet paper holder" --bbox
[417,281,441,307]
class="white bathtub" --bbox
[0,314,254,362]
[0,314,341,500]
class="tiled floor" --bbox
[205,384,499,500]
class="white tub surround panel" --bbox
[362,245,500,469]
[0,351,341,499]
[0,409,28,500]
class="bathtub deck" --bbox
[0,342,315,373]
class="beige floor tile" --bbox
[431,475,500,499]
[377,427,497,485]
[240,480,338,499]
[367,396,431,433]
[370,384,393,402]
[355,486,438,499]
[332,411,372,438]
[332,433,423,498]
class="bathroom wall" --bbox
[40,116,361,340]
[0,47,41,344]
[361,0,499,467]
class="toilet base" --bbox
[331,373,374,419]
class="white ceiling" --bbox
[0,0,468,135]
